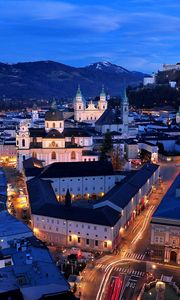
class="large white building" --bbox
[151,173,180,265]
[16,101,98,171]
[28,178,121,253]
[27,162,160,252]
[74,86,108,123]
[36,161,124,201]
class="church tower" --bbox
[32,104,39,124]
[98,86,108,111]
[121,88,129,134]
[74,85,85,121]
[45,100,64,133]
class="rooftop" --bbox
[0,236,69,298]
[152,173,180,224]
[39,161,114,178]
[95,163,159,210]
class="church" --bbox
[16,101,99,171]
[74,86,108,123]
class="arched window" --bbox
[46,122,49,128]
[22,139,25,147]
[53,122,56,128]
[51,151,56,160]
[60,122,61,128]
[32,152,37,158]
[71,151,76,160]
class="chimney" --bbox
[65,189,72,208]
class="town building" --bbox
[176,106,180,124]
[74,86,107,123]
[0,210,33,249]
[150,173,180,265]
[35,161,124,201]
[27,163,159,252]
[94,163,160,228]
[143,74,156,86]
[16,101,99,171]
[28,179,121,253]
[163,63,180,71]
[0,236,71,300]
[95,89,129,136]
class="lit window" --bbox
[71,151,76,159]
[51,151,56,160]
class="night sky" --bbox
[0,0,180,72]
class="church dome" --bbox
[45,100,64,121]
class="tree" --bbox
[100,132,113,160]
[111,146,122,170]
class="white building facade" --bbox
[16,101,98,171]
[74,86,108,123]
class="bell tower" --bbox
[98,85,107,111]
[121,88,129,133]
[74,85,85,121]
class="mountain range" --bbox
[0,60,146,99]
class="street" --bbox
[80,161,179,300]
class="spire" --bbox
[65,189,71,208]
[100,84,106,97]
[51,99,57,110]
[32,103,37,110]
[122,87,128,104]
[76,84,82,97]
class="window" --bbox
[82,224,84,228]
[95,240,98,247]
[78,237,81,243]
[76,224,78,228]
[51,151,56,160]
[71,151,76,160]
[32,151,37,158]
[60,122,61,128]
[88,225,90,229]
[56,228,58,232]
[79,106,81,109]
[69,235,72,242]
[22,139,25,147]
[86,239,89,245]
[51,219,54,224]
[104,228,107,232]
[53,122,56,128]
[57,220,59,224]
[104,242,107,248]
[47,122,49,128]
[94,226,97,230]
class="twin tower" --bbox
[74,86,108,122]
[73,86,129,131]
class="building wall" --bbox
[125,143,139,160]
[150,222,180,264]
[32,214,121,252]
[42,175,116,200]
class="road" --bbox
[80,161,179,300]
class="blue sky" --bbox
[0,0,180,72]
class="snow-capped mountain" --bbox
[0,60,146,99]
